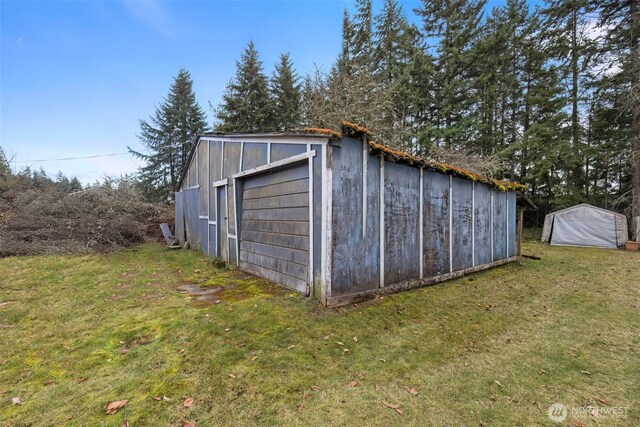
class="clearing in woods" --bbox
[0,239,638,426]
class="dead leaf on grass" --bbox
[12,397,22,405]
[288,345,296,350]
[581,370,592,376]
[335,341,344,346]
[183,397,194,408]
[375,384,382,391]
[343,348,350,352]
[311,385,320,391]
[383,401,403,415]
[347,380,358,387]
[121,421,129,427]
[250,355,258,361]
[403,386,418,396]
[181,418,196,427]
[495,381,504,388]
[106,400,128,415]
[229,373,236,379]
[352,336,358,342]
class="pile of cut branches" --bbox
[0,178,173,257]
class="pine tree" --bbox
[414,0,487,150]
[543,0,597,200]
[373,0,433,151]
[596,0,640,239]
[215,41,274,133]
[350,0,373,69]
[130,69,207,202]
[270,53,302,131]
[0,146,10,179]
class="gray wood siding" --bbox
[208,224,217,257]
[217,186,228,260]
[223,142,241,236]
[331,138,380,295]
[198,218,208,254]
[474,184,492,266]
[451,177,473,271]
[241,142,268,171]
[239,163,309,294]
[507,191,516,257]
[384,161,421,285]
[311,144,323,299]
[208,141,222,217]
[493,190,507,260]
[175,191,185,244]
[183,188,199,248]
[423,171,451,277]
[270,143,306,162]
[198,142,208,216]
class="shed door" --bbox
[239,163,310,294]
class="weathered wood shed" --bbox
[175,123,525,306]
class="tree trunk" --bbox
[632,0,640,240]
[571,6,582,197]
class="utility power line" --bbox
[12,152,130,163]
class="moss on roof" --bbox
[301,127,341,139]
[300,121,527,191]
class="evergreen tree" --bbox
[415,0,487,149]
[350,0,373,69]
[130,69,207,202]
[543,0,597,199]
[215,41,274,133]
[270,53,302,131]
[596,0,640,238]
[0,146,10,179]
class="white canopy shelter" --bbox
[542,204,628,249]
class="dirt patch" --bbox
[177,270,289,306]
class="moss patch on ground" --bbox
[1,241,638,426]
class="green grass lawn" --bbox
[1,240,638,426]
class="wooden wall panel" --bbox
[474,184,492,266]
[451,177,473,271]
[423,171,451,277]
[208,141,222,218]
[198,218,208,254]
[239,163,309,294]
[507,191,516,257]
[175,191,185,245]
[330,139,380,295]
[493,190,507,260]
[217,186,228,261]
[270,143,306,162]
[208,224,217,258]
[384,161,421,285]
[198,142,208,216]
[183,188,199,248]
[311,144,323,298]
[242,142,268,171]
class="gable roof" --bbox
[177,121,528,193]
[177,132,330,190]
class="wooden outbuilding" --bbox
[175,122,526,306]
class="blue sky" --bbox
[1,0,524,184]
